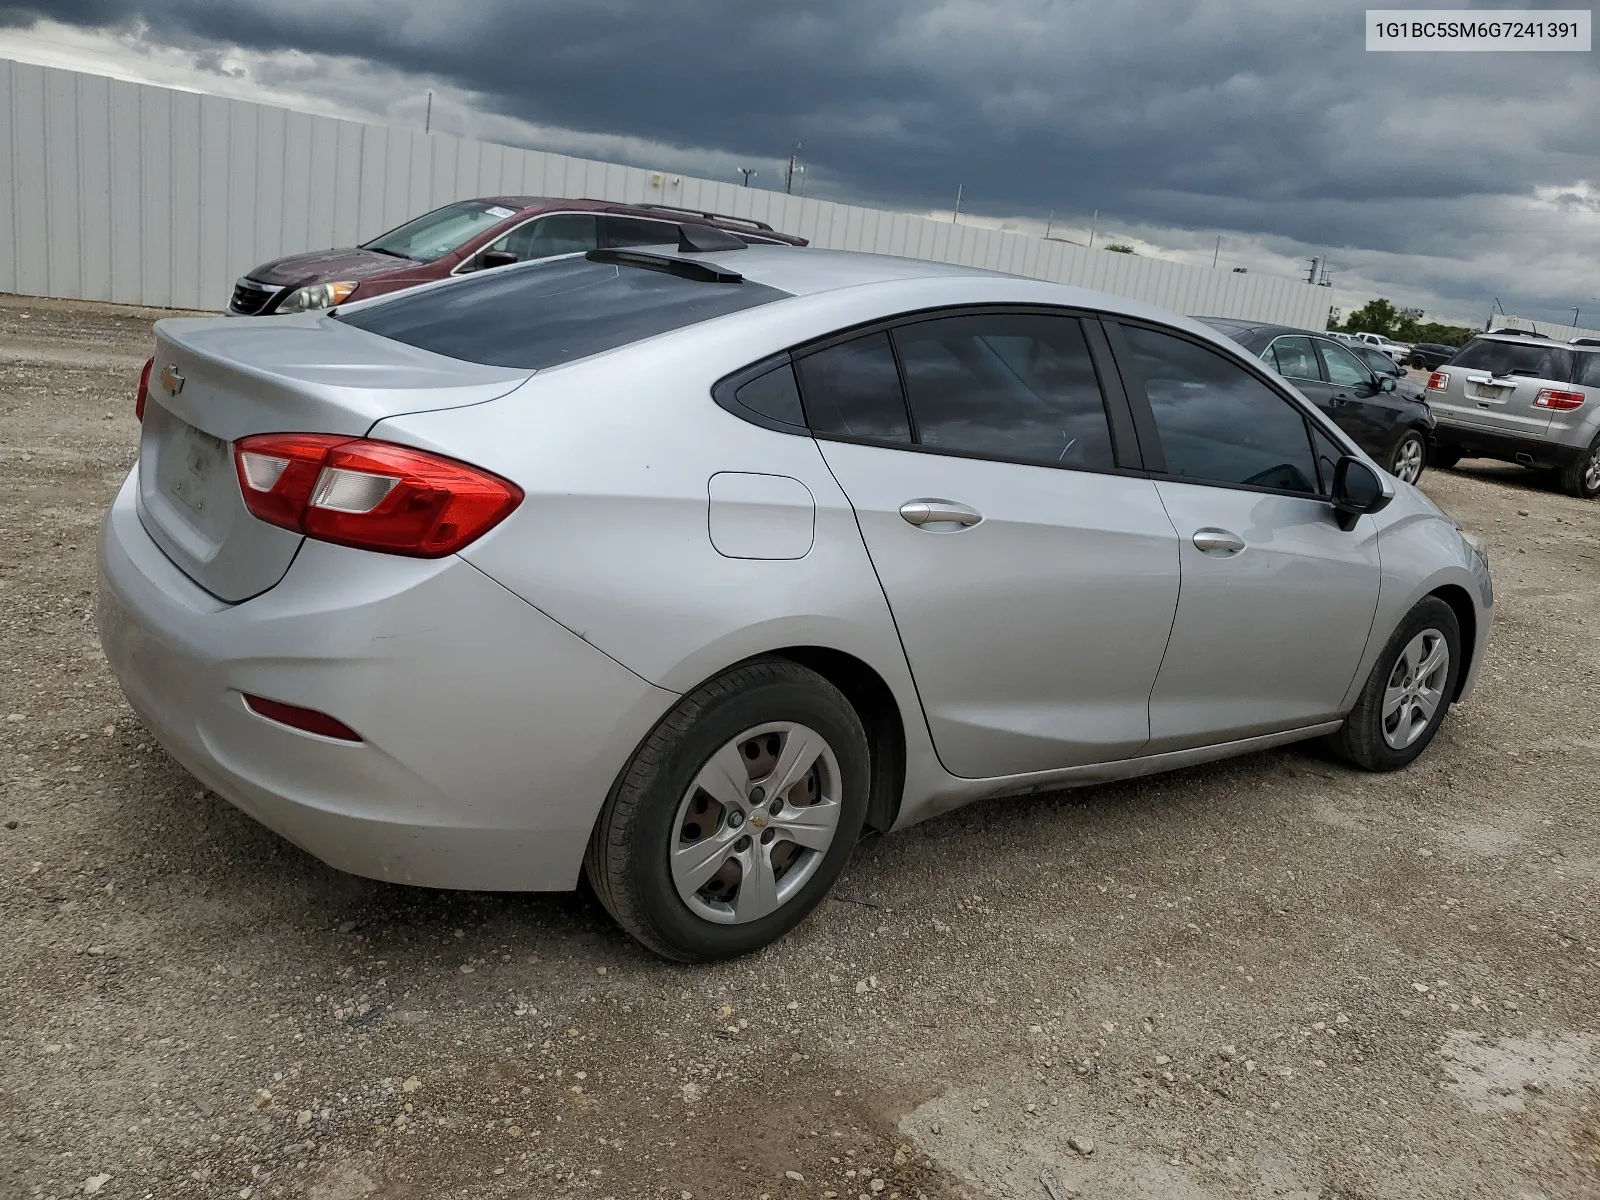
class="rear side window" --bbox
[795,333,911,443]
[892,313,1115,470]
[1572,351,1600,388]
[734,363,806,427]
[1123,325,1318,495]
[1267,336,1319,381]
[604,217,683,248]
[335,257,789,370]
[1451,339,1574,382]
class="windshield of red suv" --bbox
[362,200,519,262]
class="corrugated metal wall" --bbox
[0,58,1329,327]
[1492,314,1600,343]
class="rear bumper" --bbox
[1431,422,1588,468]
[97,469,676,890]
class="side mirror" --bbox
[1331,455,1393,527]
[480,250,518,270]
[1378,375,1398,393]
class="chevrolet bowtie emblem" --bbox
[750,815,768,828]
[159,364,185,396]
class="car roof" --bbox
[1192,317,1336,345]
[475,196,794,238]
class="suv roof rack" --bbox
[636,204,776,232]
[1486,328,1549,338]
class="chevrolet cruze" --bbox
[100,233,1494,960]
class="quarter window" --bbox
[1123,325,1319,495]
[892,313,1115,470]
[1267,336,1320,381]
[794,333,911,443]
[1319,341,1375,387]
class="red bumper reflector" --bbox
[244,694,361,742]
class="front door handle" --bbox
[1330,394,1349,406]
[900,499,983,528]
[1192,528,1245,555]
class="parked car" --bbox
[1426,332,1600,498]
[103,243,1493,960]
[1348,331,1411,364]
[1407,342,1458,370]
[226,197,807,316]
[1195,318,1435,483]
[1350,342,1428,402]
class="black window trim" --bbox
[1106,316,1358,502]
[786,303,1149,480]
[711,353,810,435]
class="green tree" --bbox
[1339,298,1400,337]
[1104,243,1135,254]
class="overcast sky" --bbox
[3,1,1598,327]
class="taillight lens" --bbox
[233,434,522,557]
[1426,371,1449,391]
[1534,388,1586,410]
[244,694,361,741]
[136,357,153,421]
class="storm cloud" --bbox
[3,0,1598,324]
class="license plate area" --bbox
[142,406,236,549]
[1471,382,1511,404]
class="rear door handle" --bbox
[1192,528,1245,555]
[900,499,983,528]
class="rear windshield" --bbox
[335,256,789,369]
[1449,338,1574,382]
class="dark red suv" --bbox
[228,197,808,316]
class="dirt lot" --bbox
[2,294,1597,1200]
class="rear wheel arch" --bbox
[768,646,906,835]
[1428,584,1476,701]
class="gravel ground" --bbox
[2,294,1597,1200]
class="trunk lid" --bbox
[136,314,532,602]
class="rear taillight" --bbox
[1534,388,1586,410]
[136,357,153,421]
[233,434,522,557]
[1426,371,1449,391]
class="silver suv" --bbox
[1427,332,1600,499]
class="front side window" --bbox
[794,333,911,443]
[1123,325,1318,495]
[1320,340,1375,387]
[892,313,1115,470]
[363,201,518,263]
[490,213,598,262]
[1267,336,1320,381]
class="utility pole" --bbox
[1087,210,1097,249]
[1044,210,1053,239]
[737,168,757,187]
[1212,235,1221,268]
[424,91,433,134]
[952,184,963,223]
[784,143,802,194]
[1573,305,1581,327]
[1307,256,1321,285]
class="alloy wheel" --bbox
[1381,628,1450,749]
[669,722,842,924]
[1392,435,1424,484]
[1585,447,1600,494]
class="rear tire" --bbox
[585,659,869,961]
[1430,445,1461,470]
[1386,430,1427,484]
[1327,597,1461,772]
[1558,434,1600,499]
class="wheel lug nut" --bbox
[749,786,765,805]
[768,798,783,816]
[760,829,775,845]
[735,835,751,852]
[727,810,744,829]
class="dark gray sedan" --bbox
[1196,317,1437,484]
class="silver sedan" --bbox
[99,239,1494,960]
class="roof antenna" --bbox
[677,224,747,253]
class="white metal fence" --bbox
[1488,313,1600,343]
[0,57,1329,327]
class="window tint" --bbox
[1451,338,1574,382]
[734,363,806,427]
[1575,350,1600,388]
[1123,325,1318,495]
[1320,340,1374,387]
[1267,336,1319,381]
[336,256,789,370]
[604,216,682,248]
[892,313,1114,470]
[363,201,515,262]
[491,213,597,261]
[794,334,911,443]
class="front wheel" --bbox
[1387,430,1427,485]
[585,659,870,961]
[1327,596,1461,771]
[1558,434,1600,499]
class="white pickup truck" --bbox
[1347,331,1412,365]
